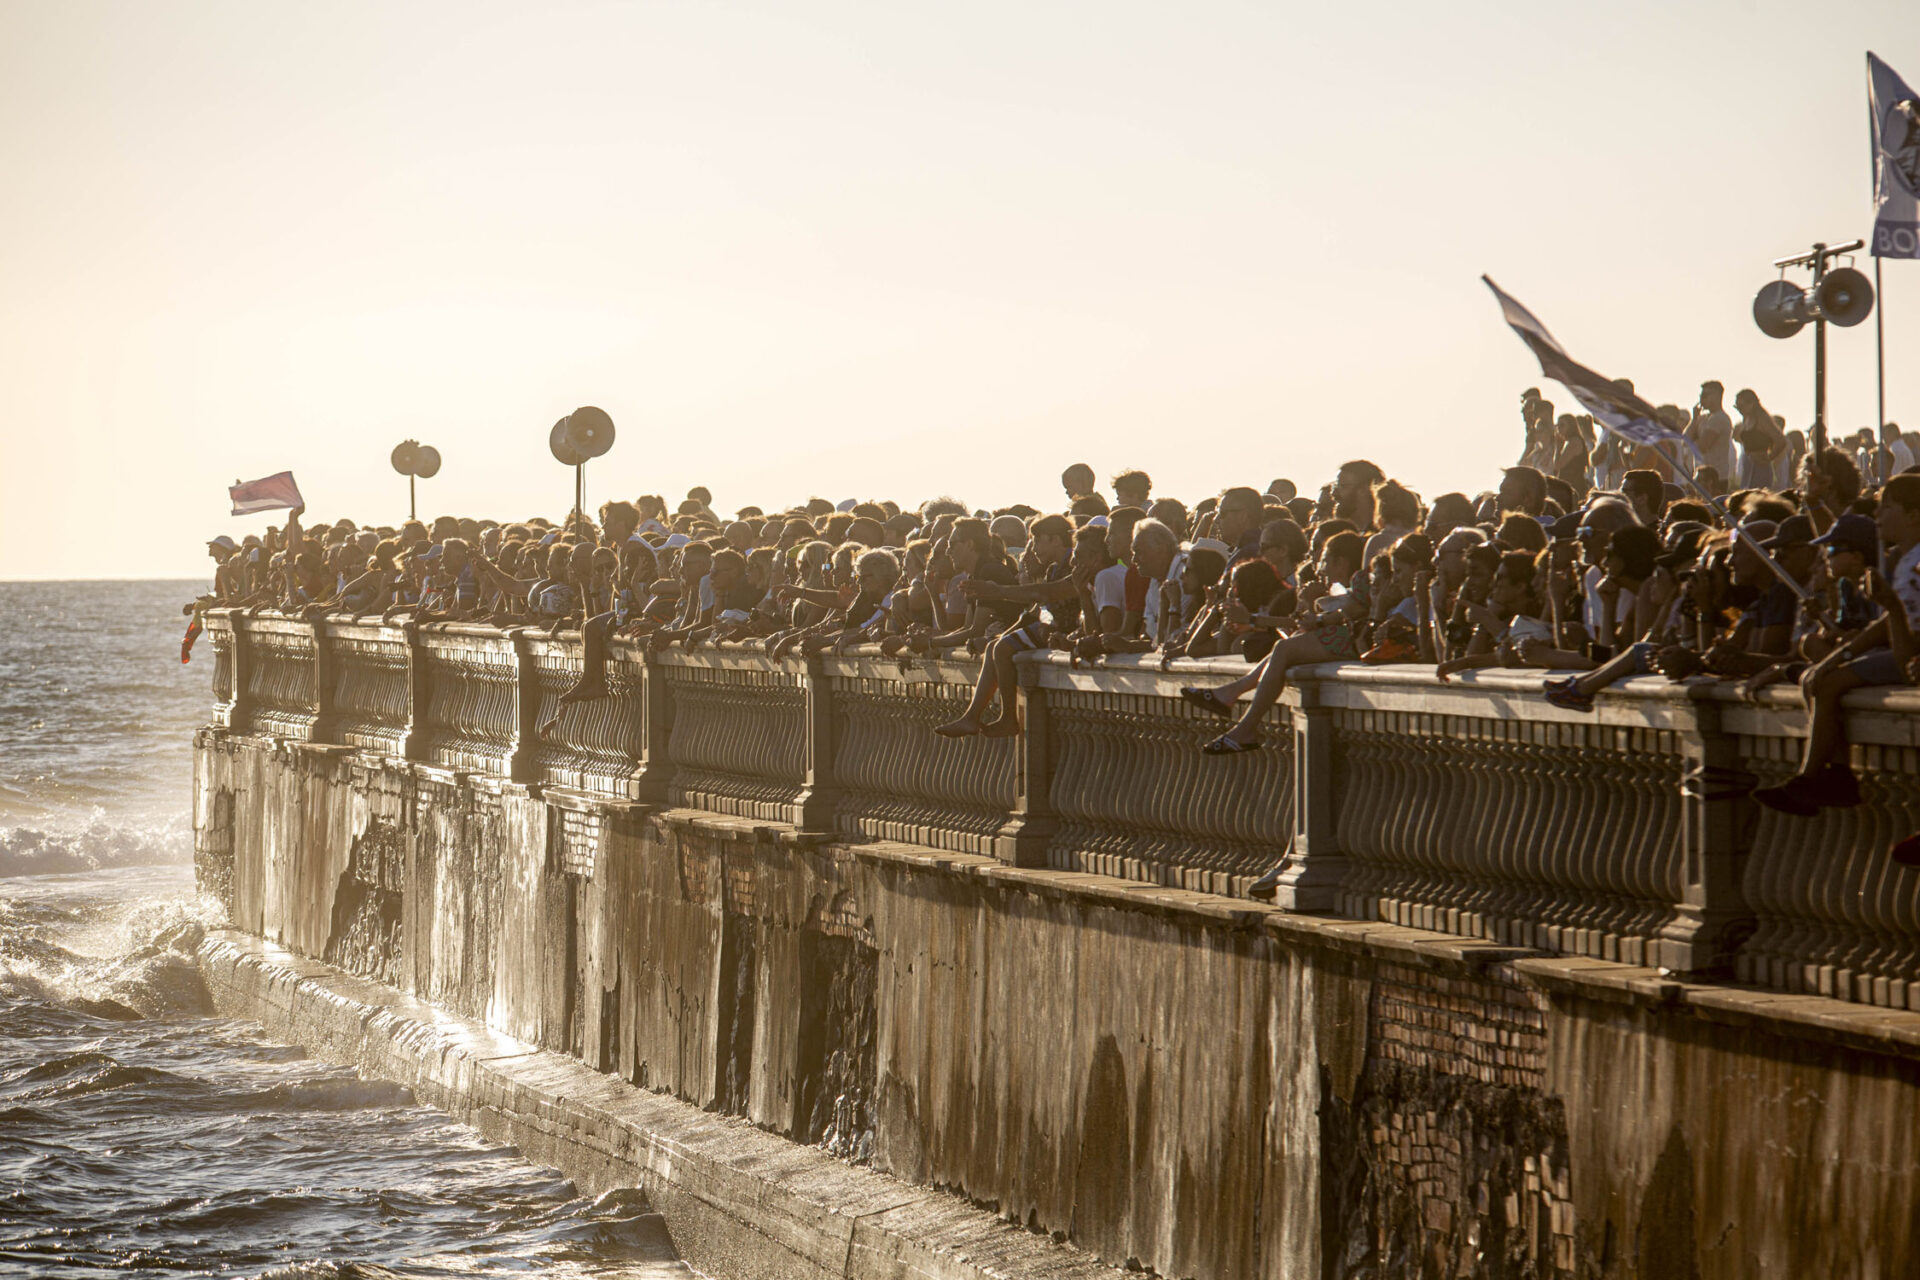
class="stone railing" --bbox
[200,610,1920,1010]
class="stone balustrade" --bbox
[201,609,1920,1010]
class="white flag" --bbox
[1869,52,1920,259]
[1482,276,1695,454]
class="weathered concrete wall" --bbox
[196,728,1920,1279]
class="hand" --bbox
[960,580,1000,600]
[1652,645,1704,680]
[1224,600,1251,626]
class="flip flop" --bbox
[1180,686,1234,718]
[1201,734,1262,755]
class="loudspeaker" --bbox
[411,445,441,478]
[1815,266,1875,328]
[550,417,587,466]
[391,441,420,475]
[566,406,616,458]
[1753,280,1807,339]
[1754,267,1875,339]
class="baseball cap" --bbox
[836,498,858,513]
[208,535,238,552]
[1812,512,1879,559]
[1762,514,1816,551]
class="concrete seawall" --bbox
[197,726,1920,1279]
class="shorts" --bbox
[1312,618,1358,660]
[1001,622,1054,653]
[1847,647,1907,687]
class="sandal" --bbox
[1180,686,1234,718]
[1201,734,1262,755]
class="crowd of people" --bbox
[194,383,1920,852]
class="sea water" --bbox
[0,580,688,1278]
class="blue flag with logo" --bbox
[1869,52,1920,259]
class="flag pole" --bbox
[1877,255,1887,431]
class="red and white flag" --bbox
[229,471,304,516]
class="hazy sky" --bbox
[2,1,1914,580]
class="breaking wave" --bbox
[0,812,192,879]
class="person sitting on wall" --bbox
[933,515,1078,737]
[1754,475,1920,816]
[1182,529,1369,755]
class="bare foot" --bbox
[933,714,983,738]
[980,711,1021,738]
[558,677,607,707]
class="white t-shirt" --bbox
[1693,409,1735,481]
[1891,541,1920,630]
[1583,564,1635,642]
[1092,564,1129,619]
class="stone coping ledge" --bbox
[199,932,1129,1280]
[648,808,1920,1066]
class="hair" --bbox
[1338,459,1386,487]
[710,547,745,577]
[1322,530,1366,575]
[1609,525,1660,580]
[949,517,1005,571]
[1372,479,1419,529]
[1130,516,1177,557]
[851,502,887,523]
[1070,493,1111,518]
[1106,505,1146,540]
[1428,492,1476,529]
[1217,486,1263,517]
[1184,547,1226,590]
[1500,466,1549,513]
[1883,473,1920,513]
[686,486,712,506]
[1495,514,1547,554]
[855,547,900,589]
[1258,518,1307,565]
[1230,558,1283,610]
[1148,498,1189,540]
[1111,469,1151,500]
[1743,494,1797,524]
[1284,496,1315,526]
[1028,513,1074,546]
[823,513,855,542]
[1389,532,1434,572]
[847,516,886,546]
[921,496,970,519]
[1495,550,1537,590]
[1061,462,1096,496]
[1666,500,1714,525]
[1621,470,1664,504]
[1810,447,1863,507]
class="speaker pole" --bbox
[410,474,417,522]
[1811,242,1829,458]
[1877,255,1887,433]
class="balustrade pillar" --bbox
[1661,695,1756,974]
[227,615,254,731]
[309,622,340,745]
[993,664,1055,868]
[508,628,539,785]
[1268,677,1349,912]
[630,651,674,803]
[399,626,428,763]
[791,655,838,833]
